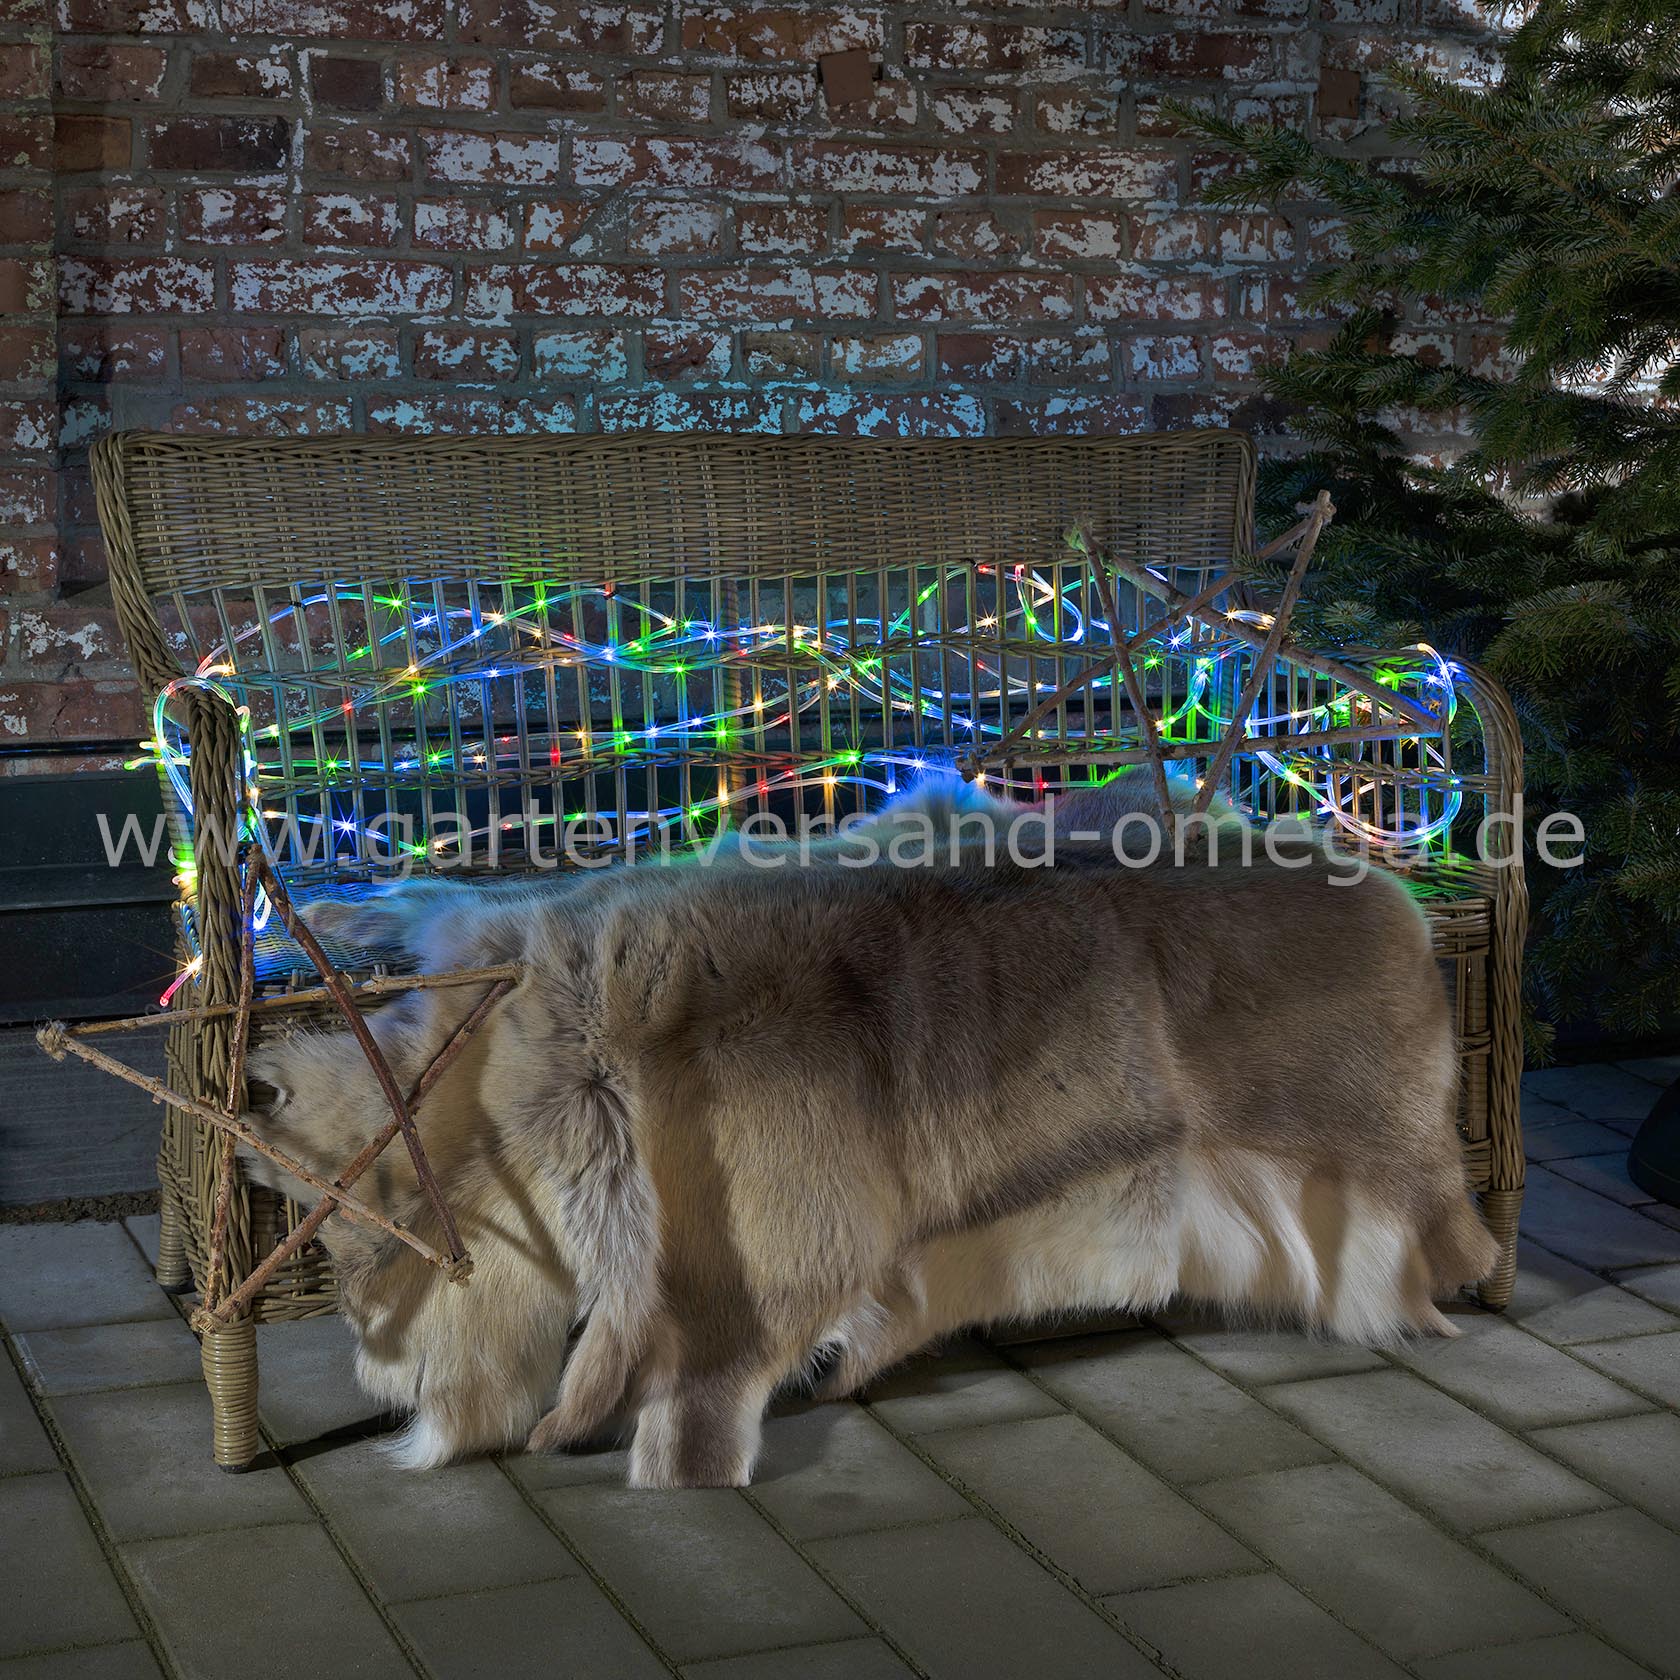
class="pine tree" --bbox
[1180,0,1680,1048]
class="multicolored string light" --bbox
[137,567,1463,1002]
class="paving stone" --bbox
[253,1314,383,1446]
[1107,1569,1406,1679]
[808,1517,1160,1680]
[1522,1090,1585,1129]
[918,1412,1255,1595]
[1525,1122,1634,1163]
[13,1320,199,1398]
[120,1524,413,1680]
[1518,1168,1680,1270]
[47,1382,308,1542]
[502,1439,634,1491]
[1264,1369,1612,1532]
[1567,1329,1680,1408]
[1480,1506,1680,1675]
[292,1440,580,1602]
[1615,1055,1680,1087]
[0,1223,173,1334]
[1641,1198,1680,1230]
[0,1350,56,1475]
[0,1645,165,1679]
[121,1216,160,1270]
[1524,1065,1663,1124]
[1531,1412,1680,1527]
[1156,1316,1386,1386]
[0,1473,139,1660]
[748,1400,971,1541]
[682,1637,915,1679]
[1383,1312,1648,1429]
[1615,1262,1680,1312]
[1015,1331,1331,1485]
[1196,1461,1567,1661]
[392,1575,666,1679]
[539,1485,864,1663]
[1547,1151,1653,1207]
[1505,1242,1678,1343]
[862,1339,1063,1436]
[1415,1633,1652,1680]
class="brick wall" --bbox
[0,0,1498,760]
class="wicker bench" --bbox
[93,428,1527,1468]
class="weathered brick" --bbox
[56,43,166,102]
[180,187,287,245]
[0,40,48,99]
[464,263,663,317]
[230,260,452,316]
[189,51,293,100]
[1087,268,1228,321]
[892,272,1075,324]
[831,331,923,380]
[54,114,131,172]
[0,469,51,529]
[219,0,444,39]
[682,6,882,60]
[304,192,401,248]
[59,258,215,315]
[905,22,1084,74]
[61,185,163,245]
[422,128,563,184]
[179,326,288,381]
[0,115,52,170]
[299,327,401,380]
[737,204,828,256]
[724,69,813,121]
[626,201,723,257]
[792,391,986,437]
[508,59,607,111]
[928,89,1017,136]
[0,188,52,246]
[938,331,1108,383]
[997,148,1179,201]
[524,200,590,253]
[414,327,520,382]
[147,115,290,172]
[643,325,732,379]
[1,536,58,593]
[13,605,123,671]
[531,328,629,382]
[0,326,54,386]
[678,265,877,321]
[58,324,168,382]
[932,211,1024,262]
[0,401,56,457]
[574,135,780,191]
[840,205,923,254]
[0,679,144,739]
[169,395,356,434]
[994,395,1148,435]
[740,330,818,377]
[393,54,494,111]
[616,70,709,122]
[303,122,409,179]
[414,198,513,252]
[793,143,983,198]
[308,54,384,111]
[366,394,579,434]
[1036,89,1121,137]
[459,0,663,54]
[57,0,210,28]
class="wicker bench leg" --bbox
[155,1186,193,1293]
[1477,1186,1522,1310]
[201,1314,260,1471]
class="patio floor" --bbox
[3,1059,1678,1680]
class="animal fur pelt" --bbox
[241,781,1493,1486]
